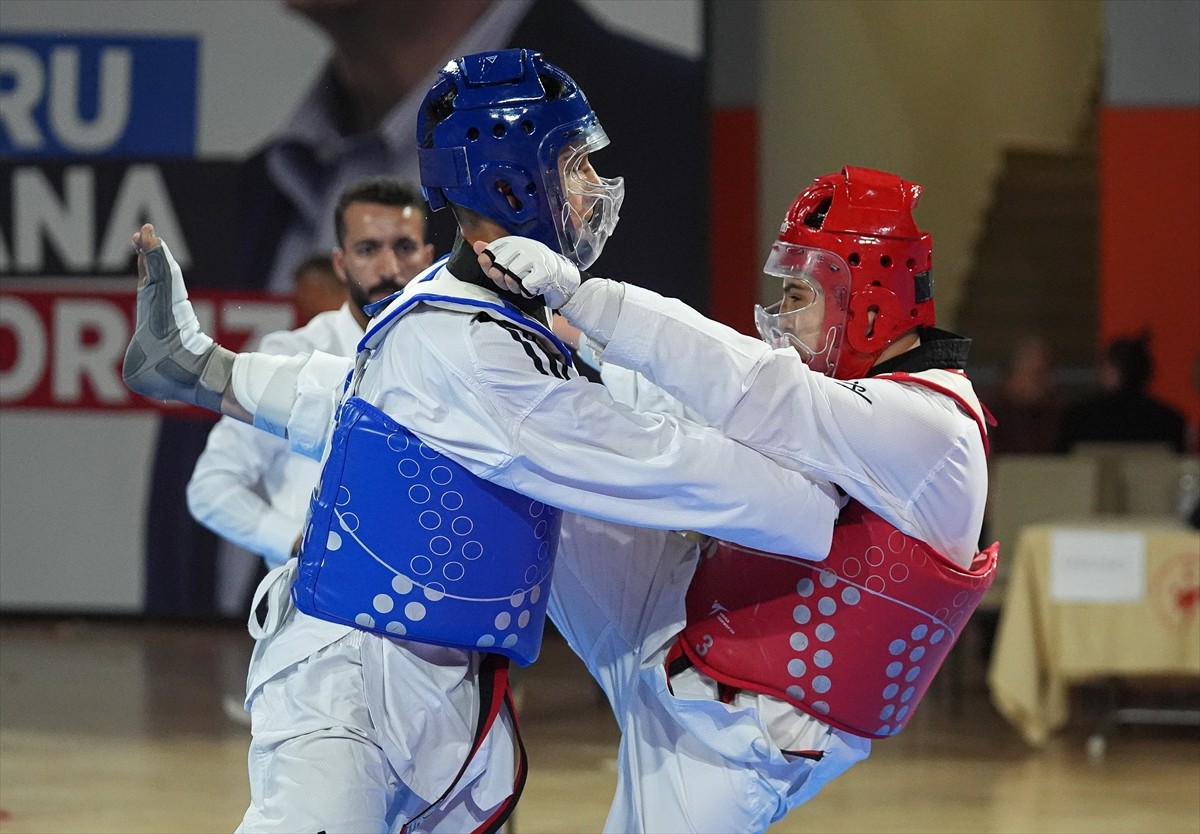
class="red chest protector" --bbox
[675,370,998,739]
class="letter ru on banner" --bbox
[0,33,198,158]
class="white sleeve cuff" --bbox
[253,355,310,437]
[230,352,290,428]
[231,350,352,451]
[576,333,604,371]
[287,351,355,460]
[559,278,625,349]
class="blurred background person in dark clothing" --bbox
[1057,333,1188,452]
[983,334,1064,454]
[240,0,707,310]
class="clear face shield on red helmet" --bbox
[541,121,624,269]
[753,243,851,376]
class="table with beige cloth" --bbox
[988,517,1200,746]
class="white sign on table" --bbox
[1049,529,1147,603]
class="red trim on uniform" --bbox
[782,749,825,762]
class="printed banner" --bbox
[0,33,199,158]
[0,159,246,279]
[0,285,296,412]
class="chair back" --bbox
[1070,442,1176,515]
[982,454,1102,609]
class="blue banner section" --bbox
[0,33,198,158]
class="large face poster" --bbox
[0,0,707,617]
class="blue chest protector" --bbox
[291,276,569,665]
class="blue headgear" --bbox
[417,49,623,269]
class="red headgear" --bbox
[757,166,935,380]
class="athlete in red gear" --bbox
[479,166,998,833]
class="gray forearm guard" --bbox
[122,245,235,413]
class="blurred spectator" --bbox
[1057,333,1188,452]
[292,254,346,324]
[982,334,1063,454]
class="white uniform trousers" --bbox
[549,514,871,834]
[237,566,518,833]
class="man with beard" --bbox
[188,177,432,598]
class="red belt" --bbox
[400,653,527,834]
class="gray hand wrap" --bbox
[122,242,235,413]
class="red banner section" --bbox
[709,107,760,336]
[1099,107,1200,427]
[0,285,296,412]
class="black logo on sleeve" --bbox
[833,379,872,403]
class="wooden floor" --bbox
[1,617,1197,834]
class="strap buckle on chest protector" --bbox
[348,348,373,398]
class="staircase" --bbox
[956,72,1101,373]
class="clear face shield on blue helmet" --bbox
[539,119,624,269]
[753,243,851,377]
